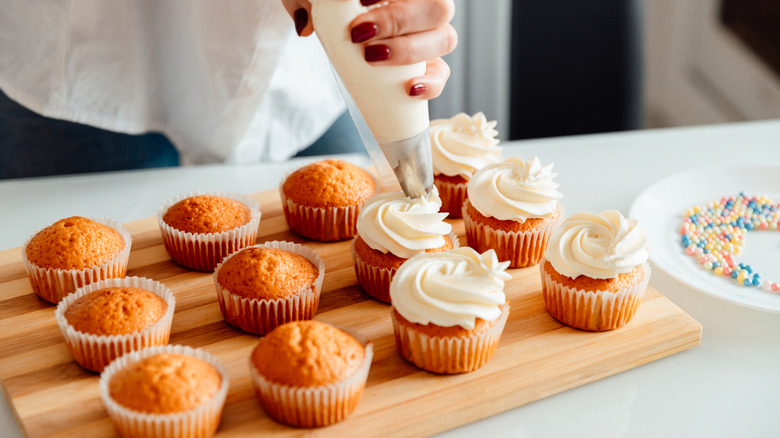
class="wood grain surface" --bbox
[0,189,702,437]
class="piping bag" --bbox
[310,0,434,199]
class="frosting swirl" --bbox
[431,112,502,179]
[390,247,511,329]
[356,190,452,259]
[467,156,562,222]
[546,210,649,279]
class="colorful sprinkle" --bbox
[680,193,779,293]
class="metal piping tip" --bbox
[379,128,434,199]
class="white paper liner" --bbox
[157,191,262,272]
[351,231,461,304]
[250,340,374,428]
[540,261,651,331]
[55,276,176,372]
[433,175,468,218]
[99,344,229,438]
[213,241,325,335]
[462,200,563,268]
[21,217,132,304]
[391,302,509,374]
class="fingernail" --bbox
[365,44,390,62]
[294,8,308,36]
[410,84,427,96]
[351,22,377,43]
[361,0,382,5]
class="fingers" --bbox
[280,0,314,36]
[350,0,455,41]
[407,58,451,100]
[362,24,457,65]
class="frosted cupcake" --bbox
[431,112,502,217]
[352,189,457,303]
[22,216,132,304]
[55,276,175,372]
[390,247,511,374]
[158,191,261,272]
[541,210,650,331]
[463,156,563,268]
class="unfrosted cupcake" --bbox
[431,112,502,217]
[100,345,229,438]
[463,156,563,268]
[390,247,511,374]
[22,216,132,304]
[352,189,457,303]
[158,191,261,272]
[213,241,324,335]
[249,320,373,428]
[280,159,376,241]
[55,276,175,372]
[541,210,650,331]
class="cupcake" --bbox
[352,189,457,303]
[541,210,651,331]
[430,112,502,217]
[213,241,324,335]
[22,216,132,304]
[390,247,511,374]
[280,159,376,241]
[463,156,563,268]
[249,320,373,428]
[55,276,175,372]
[158,191,261,272]
[100,345,229,438]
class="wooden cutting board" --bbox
[0,189,702,437]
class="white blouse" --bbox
[0,0,345,164]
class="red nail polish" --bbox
[351,22,377,43]
[365,44,390,62]
[361,0,382,5]
[294,8,308,36]
[410,84,427,96]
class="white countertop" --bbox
[2,120,780,437]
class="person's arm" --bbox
[281,0,457,100]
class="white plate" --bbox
[629,164,780,313]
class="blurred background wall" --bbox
[431,0,780,141]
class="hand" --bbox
[280,0,457,100]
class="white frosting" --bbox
[546,210,649,279]
[431,112,502,179]
[390,247,511,330]
[467,156,563,222]
[356,190,451,258]
[310,0,428,143]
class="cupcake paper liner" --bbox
[434,176,468,218]
[391,303,509,374]
[21,217,132,304]
[157,191,262,272]
[250,342,374,428]
[462,200,563,268]
[352,231,460,304]
[55,276,176,373]
[540,261,651,331]
[213,241,325,335]
[100,344,229,438]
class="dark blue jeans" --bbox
[0,89,363,179]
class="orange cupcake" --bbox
[390,247,511,374]
[541,210,651,331]
[100,345,229,438]
[213,241,324,335]
[352,190,457,303]
[22,216,132,304]
[158,191,261,272]
[280,159,376,241]
[249,320,373,428]
[430,112,502,217]
[55,276,175,372]
[463,156,563,268]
